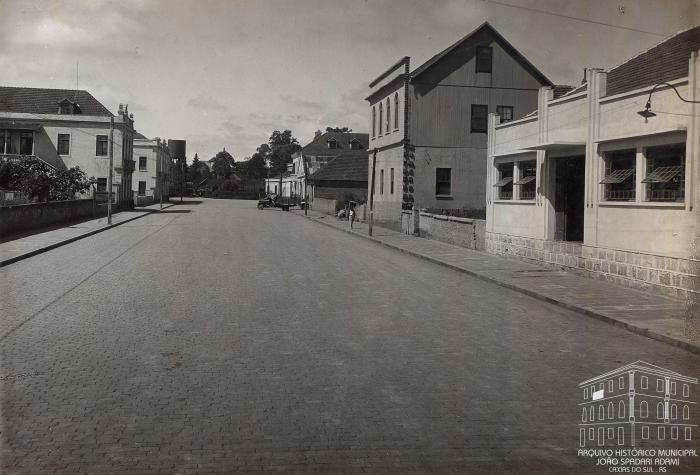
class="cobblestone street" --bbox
[1,199,699,473]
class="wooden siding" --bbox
[410,28,545,148]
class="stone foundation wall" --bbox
[0,199,104,238]
[485,231,698,298]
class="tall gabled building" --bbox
[366,22,554,228]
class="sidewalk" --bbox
[0,201,174,267]
[292,208,698,355]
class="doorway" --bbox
[554,156,585,242]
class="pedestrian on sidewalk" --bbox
[349,203,356,229]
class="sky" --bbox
[1,0,698,161]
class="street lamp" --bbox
[637,81,700,122]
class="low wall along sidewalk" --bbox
[401,210,486,251]
[0,199,104,238]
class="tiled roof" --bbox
[552,85,576,99]
[606,26,700,97]
[410,22,553,86]
[133,131,149,140]
[0,86,113,116]
[301,131,369,156]
[309,151,368,182]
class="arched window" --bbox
[619,401,626,418]
[582,408,587,422]
[671,404,677,419]
[640,401,648,418]
[379,103,383,135]
[657,402,664,419]
[372,107,376,138]
[589,406,594,421]
[683,405,690,420]
[386,98,390,133]
[599,405,604,420]
[394,92,399,129]
[608,402,614,419]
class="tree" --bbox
[326,126,352,133]
[2,156,94,202]
[268,130,301,176]
[211,148,234,178]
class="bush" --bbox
[1,157,94,202]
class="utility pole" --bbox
[180,158,184,202]
[107,116,114,224]
[159,142,163,210]
[369,149,376,236]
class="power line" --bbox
[482,0,671,37]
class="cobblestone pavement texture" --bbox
[295,208,694,353]
[1,199,699,473]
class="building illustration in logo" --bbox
[578,361,697,447]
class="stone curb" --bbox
[298,212,700,356]
[0,203,176,268]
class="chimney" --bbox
[314,130,322,139]
[581,68,588,85]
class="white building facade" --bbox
[487,28,700,298]
[133,134,173,206]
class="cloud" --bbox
[187,95,228,112]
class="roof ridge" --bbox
[607,24,700,74]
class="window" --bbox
[379,103,383,135]
[496,105,513,123]
[138,181,147,196]
[685,427,692,440]
[19,132,33,155]
[589,428,594,440]
[380,169,384,194]
[658,427,665,440]
[683,384,689,397]
[671,426,679,440]
[589,406,594,421]
[640,401,648,418]
[617,427,624,445]
[349,140,363,150]
[394,93,399,129]
[671,404,677,419]
[515,161,536,200]
[642,426,649,440]
[327,139,337,149]
[607,428,614,439]
[584,388,588,399]
[683,405,690,420]
[495,163,513,199]
[671,381,676,395]
[581,408,587,422]
[96,135,108,156]
[657,402,664,419]
[96,178,107,192]
[471,104,488,133]
[619,376,625,390]
[641,376,648,389]
[608,402,614,419]
[57,134,70,155]
[435,168,451,196]
[643,144,685,202]
[139,157,148,171]
[599,405,604,420]
[601,149,635,201]
[390,168,394,194]
[386,98,390,134]
[372,106,376,138]
[619,401,625,418]
[0,130,9,154]
[656,379,663,392]
[475,46,493,73]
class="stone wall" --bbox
[0,199,104,238]
[485,231,698,298]
[401,210,486,251]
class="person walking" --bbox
[349,203,356,229]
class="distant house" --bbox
[133,132,173,205]
[366,22,555,228]
[308,150,369,214]
[0,86,136,208]
[287,130,369,200]
[487,26,700,297]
